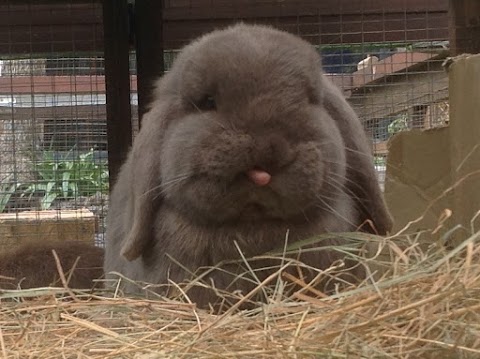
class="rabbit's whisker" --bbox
[314,194,357,229]
[327,172,372,199]
[142,174,192,198]
[344,146,378,159]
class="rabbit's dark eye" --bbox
[197,95,216,111]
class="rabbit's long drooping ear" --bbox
[322,77,393,235]
[119,104,166,261]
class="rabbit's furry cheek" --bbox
[159,106,347,224]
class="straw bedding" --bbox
[1,231,479,359]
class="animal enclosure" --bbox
[2,2,480,358]
[0,0,456,249]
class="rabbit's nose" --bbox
[246,167,271,186]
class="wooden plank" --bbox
[0,3,102,27]
[102,0,133,187]
[351,52,442,89]
[162,13,449,49]
[0,209,96,247]
[163,0,449,19]
[372,140,388,155]
[449,0,480,55]
[0,1,449,54]
[0,2,103,54]
[134,0,165,125]
[0,75,138,94]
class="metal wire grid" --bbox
[0,0,449,246]
[0,1,110,246]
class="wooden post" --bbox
[448,54,480,240]
[102,0,133,187]
[449,0,480,55]
[134,0,165,126]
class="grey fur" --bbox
[104,23,393,308]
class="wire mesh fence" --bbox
[0,1,111,249]
[0,0,450,249]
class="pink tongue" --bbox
[246,168,271,186]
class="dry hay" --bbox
[1,229,480,359]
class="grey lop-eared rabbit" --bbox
[104,23,393,308]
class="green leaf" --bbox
[34,183,48,192]
[46,181,56,194]
[69,182,79,197]
[62,172,71,198]
[40,192,58,210]
[0,182,21,213]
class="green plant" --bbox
[374,155,386,167]
[388,114,409,136]
[0,176,23,213]
[22,148,109,210]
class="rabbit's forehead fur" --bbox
[153,24,327,129]
[149,24,351,225]
[174,25,323,108]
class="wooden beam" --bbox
[134,0,165,125]
[0,209,96,246]
[162,13,449,50]
[163,0,449,19]
[449,0,480,55]
[0,1,449,54]
[351,52,442,90]
[102,0,132,187]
